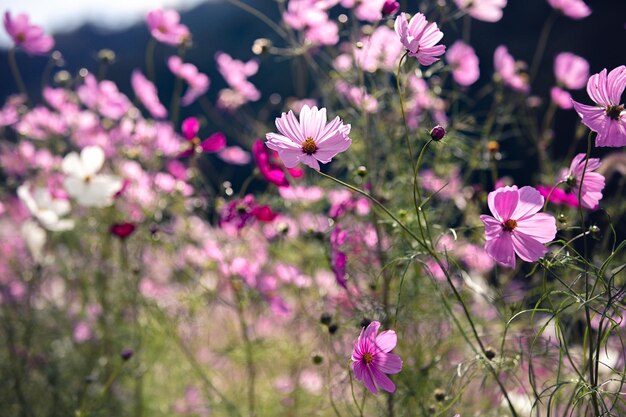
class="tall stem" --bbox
[529,11,557,83]
[234,284,256,417]
[8,48,29,102]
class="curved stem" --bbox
[529,11,557,83]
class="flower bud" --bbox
[382,0,400,16]
[97,49,116,64]
[429,125,446,141]
[121,348,134,361]
[252,38,272,55]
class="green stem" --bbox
[234,284,256,417]
[8,48,29,102]
[529,11,557,83]
[145,38,157,83]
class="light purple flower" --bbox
[480,186,556,268]
[131,70,167,119]
[77,74,131,120]
[554,52,589,90]
[560,153,605,210]
[494,45,530,93]
[351,321,403,394]
[3,12,54,55]
[394,12,446,66]
[353,26,404,73]
[446,40,480,86]
[167,56,210,106]
[454,0,507,22]
[215,52,260,102]
[547,0,591,20]
[265,105,351,170]
[572,66,626,147]
[551,87,573,109]
[146,9,190,46]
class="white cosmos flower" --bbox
[62,146,123,207]
[17,183,74,231]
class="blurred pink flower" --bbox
[537,185,578,208]
[217,146,251,165]
[572,66,626,147]
[353,26,403,73]
[305,18,339,46]
[351,321,403,394]
[446,40,480,86]
[494,45,530,93]
[0,95,25,127]
[554,52,589,90]
[131,70,167,119]
[547,0,591,20]
[15,106,67,140]
[3,11,54,55]
[480,186,556,268]
[252,139,304,187]
[560,153,605,210]
[77,74,131,120]
[551,86,573,109]
[146,9,190,46]
[336,81,378,113]
[394,12,446,66]
[215,52,261,102]
[382,0,400,16]
[266,105,351,170]
[179,117,226,157]
[454,0,507,22]
[167,56,210,106]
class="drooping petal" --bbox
[484,232,515,268]
[200,132,227,153]
[353,360,378,394]
[511,231,549,263]
[370,365,396,393]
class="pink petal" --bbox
[515,213,557,243]
[511,186,544,220]
[485,232,515,268]
[375,330,397,352]
[374,352,402,374]
[511,231,549,263]
[492,187,519,221]
[200,132,226,153]
[480,214,503,240]
[353,361,378,394]
[370,365,396,393]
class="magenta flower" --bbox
[351,321,403,394]
[394,12,446,66]
[252,139,304,187]
[554,52,589,90]
[3,12,54,55]
[454,0,507,22]
[494,45,530,93]
[265,105,351,171]
[131,70,167,119]
[168,56,210,106]
[179,117,226,158]
[561,153,605,210]
[537,185,578,208]
[547,0,591,20]
[480,186,557,268]
[146,9,190,46]
[446,40,480,86]
[572,66,626,147]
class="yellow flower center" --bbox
[363,352,374,364]
[301,137,317,155]
[502,219,517,232]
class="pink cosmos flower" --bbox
[454,0,507,22]
[351,321,403,394]
[265,105,351,171]
[547,0,591,20]
[480,186,557,268]
[146,9,190,46]
[560,153,605,210]
[554,52,589,90]
[179,117,226,158]
[167,56,210,106]
[77,74,131,120]
[494,45,530,93]
[217,146,251,165]
[215,52,261,102]
[131,70,167,119]
[252,139,304,187]
[3,12,54,55]
[446,41,480,86]
[394,13,446,66]
[572,66,626,147]
[353,26,404,73]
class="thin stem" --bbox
[577,132,601,416]
[234,284,256,417]
[8,48,29,102]
[529,11,557,83]
[145,38,157,83]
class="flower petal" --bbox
[484,232,515,268]
[511,231,549,263]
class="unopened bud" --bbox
[356,165,367,177]
[382,0,400,16]
[120,348,134,361]
[252,38,272,55]
[97,49,116,64]
[485,347,496,360]
[429,125,446,141]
